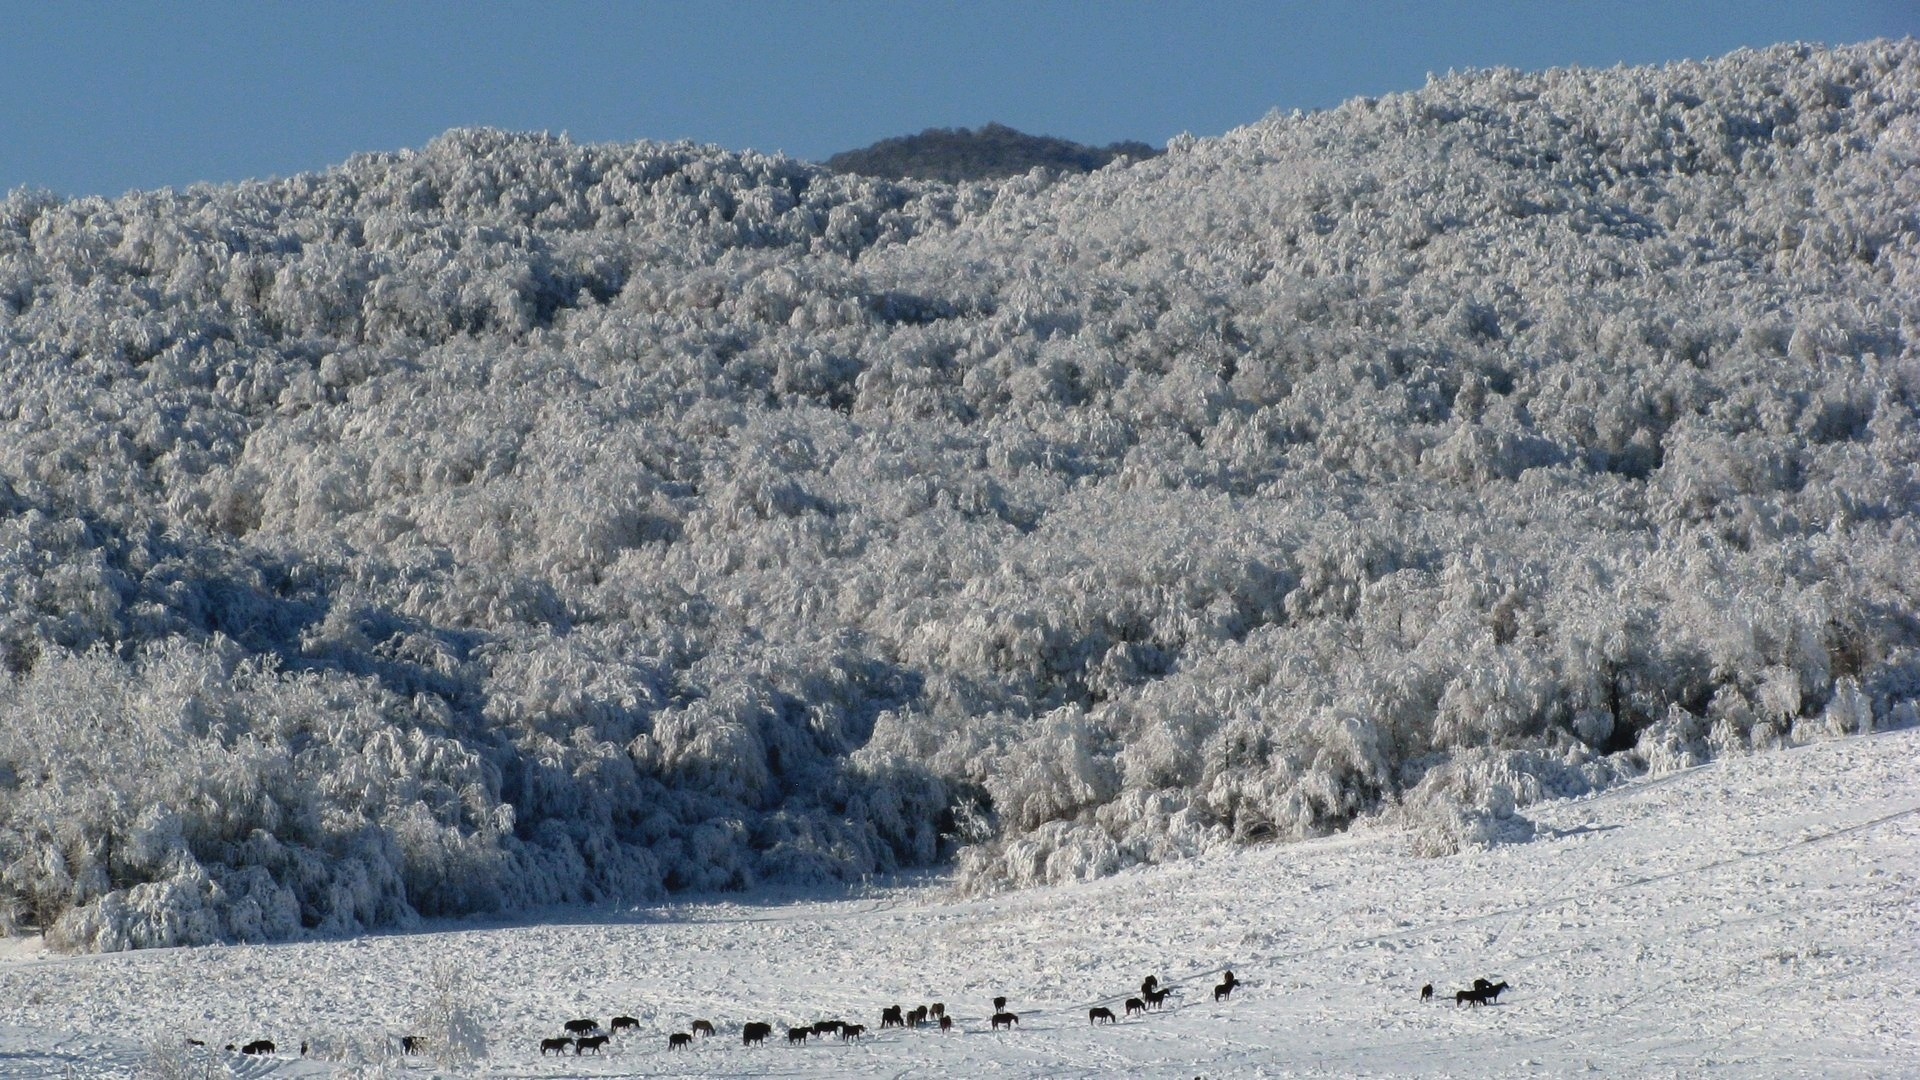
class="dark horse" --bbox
[991,1012,1019,1030]
[1456,978,1511,1006]
[540,1037,573,1055]
[1089,1006,1117,1024]
[669,1032,692,1050]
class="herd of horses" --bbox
[186,1033,419,1059]
[538,997,982,1055]
[1089,969,1238,1027]
[533,970,1251,1056]
[1420,977,1512,1007]
[186,968,1511,1061]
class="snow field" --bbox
[1,725,1914,1077]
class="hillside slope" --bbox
[2,721,1914,1076]
[0,41,1916,951]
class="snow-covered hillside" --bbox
[0,720,1914,1077]
[1,40,1917,951]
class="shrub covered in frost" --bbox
[2,41,1918,947]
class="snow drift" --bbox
[1,41,1916,951]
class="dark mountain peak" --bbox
[824,122,1161,182]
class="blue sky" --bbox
[3,1,1913,198]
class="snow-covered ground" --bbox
[2,726,1914,1078]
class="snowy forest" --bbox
[0,41,1915,953]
